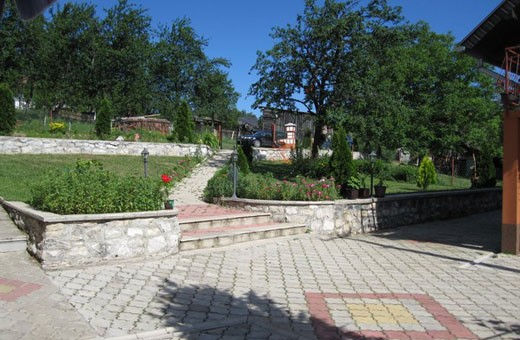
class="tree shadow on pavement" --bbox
[370,210,501,253]
[476,319,520,339]
[148,278,374,340]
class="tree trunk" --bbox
[311,119,325,159]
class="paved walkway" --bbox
[1,151,520,339]
[172,149,232,206]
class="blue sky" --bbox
[62,0,500,116]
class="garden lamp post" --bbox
[369,151,377,197]
[231,146,238,199]
[141,148,149,178]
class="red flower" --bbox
[161,174,172,183]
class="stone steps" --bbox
[180,222,307,251]
[179,212,273,232]
[0,206,27,253]
[179,211,307,251]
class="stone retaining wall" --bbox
[0,136,211,157]
[252,147,360,161]
[0,199,180,269]
[220,188,502,236]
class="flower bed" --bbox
[1,198,180,269]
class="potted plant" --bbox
[160,174,175,209]
[374,166,389,198]
[374,178,387,198]
[358,174,370,198]
[343,175,361,199]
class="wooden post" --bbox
[502,110,520,254]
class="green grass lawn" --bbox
[0,154,192,202]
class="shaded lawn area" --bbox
[0,154,191,202]
[252,160,473,194]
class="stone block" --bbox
[147,236,167,254]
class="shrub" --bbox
[388,164,417,182]
[290,144,331,178]
[471,151,497,188]
[329,127,355,188]
[241,141,253,165]
[198,131,220,150]
[0,83,16,135]
[204,168,338,202]
[49,121,66,134]
[30,160,162,214]
[95,97,113,137]
[237,146,250,174]
[172,101,194,143]
[416,156,437,189]
[203,167,232,202]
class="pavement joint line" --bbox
[458,252,497,269]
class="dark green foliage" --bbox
[172,101,195,143]
[95,97,113,137]
[388,164,417,183]
[0,83,16,135]
[237,146,250,174]
[471,152,497,188]
[417,157,437,189]
[290,143,331,178]
[30,160,163,214]
[241,142,253,165]
[329,128,355,188]
[203,167,232,202]
[198,131,220,150]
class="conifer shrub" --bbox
[95,97,113,137]
[329,127,355,196]
[237,145,250,174]
[416,156,437,189]
[0,83,16,135]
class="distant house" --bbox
[239,116,259,134]
[260,107,317,141]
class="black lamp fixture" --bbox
[141,148,149,178]
[369,151,377,197]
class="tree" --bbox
[173,101,194,143]
[0,83,16,135]
[0,1,45,106]
[98,0,152,116]
[38,2,99,112]
[329,127,355,195]
[250,0,402,158]
[95,97,113,137]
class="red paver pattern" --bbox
[0,277,42,302]
[177,204,246,220]
[305,292,478,340]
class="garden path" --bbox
[171,149,232,206]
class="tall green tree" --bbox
[0,1,45,106]
[250,0,402,157]
[99,0,152,116]
[38,2,99,112]
[0,83,16,135]
[95,97,113,137]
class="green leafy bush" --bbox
[329,128,355,188]
[416,157,437,189]
[0,83,16,135]
[388,164,417,182]
[237,146,250,174]
[203,168,338,202]
[49,121,66,134]
[198,131,220,150]
[471,151,497,188]
[30,160,163,214]
[203,167,233,201]
[241,141,253,165]
[95,97,113,137]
